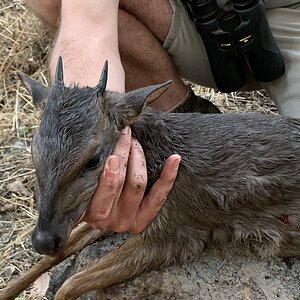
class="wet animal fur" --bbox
[19,60,300,299]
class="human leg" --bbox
[119,0,221,111]
[25,0,60,29]
[261,7,300,118]
[118,6,188,111]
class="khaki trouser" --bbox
[164,0,300,117]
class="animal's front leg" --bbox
[54,234,172,300]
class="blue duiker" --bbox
[18,58,300,300]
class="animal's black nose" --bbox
[32,228,63,255]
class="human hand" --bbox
[82,126,181,234]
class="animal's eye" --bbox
[83,155,101,172]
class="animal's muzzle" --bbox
[32,226,65,255]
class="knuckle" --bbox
[102,177,118,192]
[129,224,144,234]
[117,135,131,148]
[127,174,147,193]
[153,195,168,208]
[95,208,111,220]
[160,178,175,192]
[161,172,176,185]
[112,222,130,233]
[117,173,126,188]
[133,175,147,192]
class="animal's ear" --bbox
[17,72,50,109]
[126,80,172,108]
[109,80,172,128]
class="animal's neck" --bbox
[130,110,185,187]
[131,110,180,156]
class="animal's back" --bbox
[134,112,300,258]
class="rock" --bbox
[47,234,300,300]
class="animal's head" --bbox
[19,57,171,255]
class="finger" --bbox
[112,139,147,230]
[83,127,131,226]
[111,126,132,202]
[130,154,181,233]
[112,126,131,172]
[83,155,120,224]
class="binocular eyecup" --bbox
[184,0,285,93]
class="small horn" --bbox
[54,56,64,86]
[97,60,108,95]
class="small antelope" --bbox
[18,58,300,300]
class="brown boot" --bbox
[172,88,221,114]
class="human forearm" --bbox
[50,0,125,92]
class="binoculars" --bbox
[183,0,285,92]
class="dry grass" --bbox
[0,0,277,299]
[0,0,51,298]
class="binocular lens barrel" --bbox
[186,0,285,92]
[233,0,259,10]
[187,0,219,23]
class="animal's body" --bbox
[18,59,300,299]
[133,110,300,259]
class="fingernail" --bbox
[174,157,181,171]
[122,126,130,134]
[108,157,120,173]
